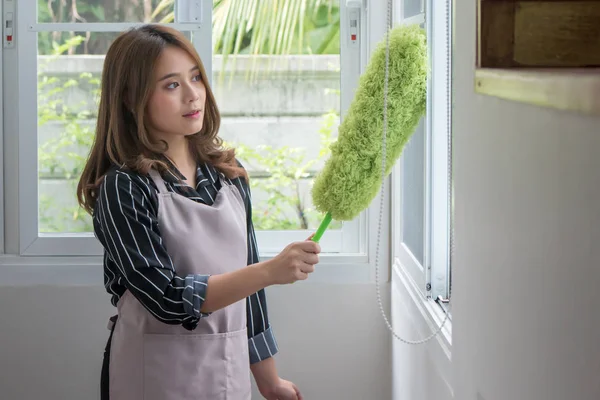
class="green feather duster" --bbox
[311,24,427,242]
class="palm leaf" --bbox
[151,0,174,21]
[214,0,336,82]
[152,0,338,80]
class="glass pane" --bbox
[38,31,122,233]
[401,119,425,264]
[37,0,174,24]
[212,1,342,231]
[403,0,423,19]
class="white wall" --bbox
[392,265,452,400]
[1,2,395,399]
[0,281,391,399]
[393,0,600,399]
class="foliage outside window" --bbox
[37,0,342,233]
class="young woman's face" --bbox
[145,46,207,144]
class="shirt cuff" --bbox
[182,273,211,319]
[248,325,279,364]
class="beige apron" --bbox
[108,168,251,400]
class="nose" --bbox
[187,87,200,103]
[182,82,200,103]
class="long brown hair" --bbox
[77,24,247,215]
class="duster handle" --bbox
[311,212,332,243]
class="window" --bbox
[209,0,363,254]
[1,0,384,269]
[392,0,452,301]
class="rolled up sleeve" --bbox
[248,324,279,364]
[182,274,210,318]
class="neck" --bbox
[164,138,195,170]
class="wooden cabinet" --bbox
[475,0,600,115]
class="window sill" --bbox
[0,253,373,286]
[392,259,452,357]
[475,68,600,116]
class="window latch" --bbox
[3,0,15,48]
[346,0,362,48]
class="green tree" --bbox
[38,35,340,232]
[231,109,340,231]
[38,35,98,232]
[37,0,339,59]
[35,2,341,232]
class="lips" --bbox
[183,109,201,117]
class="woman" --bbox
[76,24,320,400]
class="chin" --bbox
[185,119,204,132]
[189,124,204,135]
[182,124,204,136]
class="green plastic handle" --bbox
[311,212,332,243]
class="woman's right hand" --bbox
[265,238,321,285]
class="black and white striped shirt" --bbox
[93,159,278,364]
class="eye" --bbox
[166,82,179,89]
[192,74,202,82]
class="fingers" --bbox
[293,383,302,400]
[295,243,319,277]
[279,238,321,284]
[295,251,318,276]
[295,240,321,254]
[301,252,319,266]
[299,263,315,274]
[296,271,309,281]
[286,390,298,400]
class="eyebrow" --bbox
[158,66,200,81]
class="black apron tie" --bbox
[101,315,118,400]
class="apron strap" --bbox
[101,315,118,400]
[148,169,169,194]
[218,172,230,187]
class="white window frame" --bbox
[392,0,452,301]
[1,0,394,284]
[0,15,4,256]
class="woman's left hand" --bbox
[259,378,303,400]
